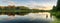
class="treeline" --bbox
[0,5,50,15]
[0,6,31,12]
[51,0,60,19]
[52,7,60,19]
[31,9,50,13]
[0,6,32,15]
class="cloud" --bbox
[24,1,52,9]
[2,0,16,5]
[1,0,54,10]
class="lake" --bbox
[0,12,53,23]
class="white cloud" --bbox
[24,1,53,10]
[1,0,54,10]
[2,0,16,5]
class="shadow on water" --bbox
[0,12,30,16]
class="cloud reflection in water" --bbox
[0,13,52,23]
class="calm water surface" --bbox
[0,12,53,23]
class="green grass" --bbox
[52,19,60,23]
[52,16,60,23]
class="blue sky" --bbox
[0,0,57,6]
[0,0,57,10]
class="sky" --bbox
[0,0,57,10]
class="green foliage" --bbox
[55,11,60,19]
[0,6,32,15]
[52,6,57,12]
[51,0,60,19]
[56,0,60,11]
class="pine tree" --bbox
[56,0,60,11]
[52,6,56,12]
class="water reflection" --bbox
[0,12,53,23]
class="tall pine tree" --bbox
[56,0,60,11]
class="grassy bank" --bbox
[52,16,60,23]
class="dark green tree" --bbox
[53,0,60,19]
[56,0,60,11]
[52,6,57,12]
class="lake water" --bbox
[0,12,53,23]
